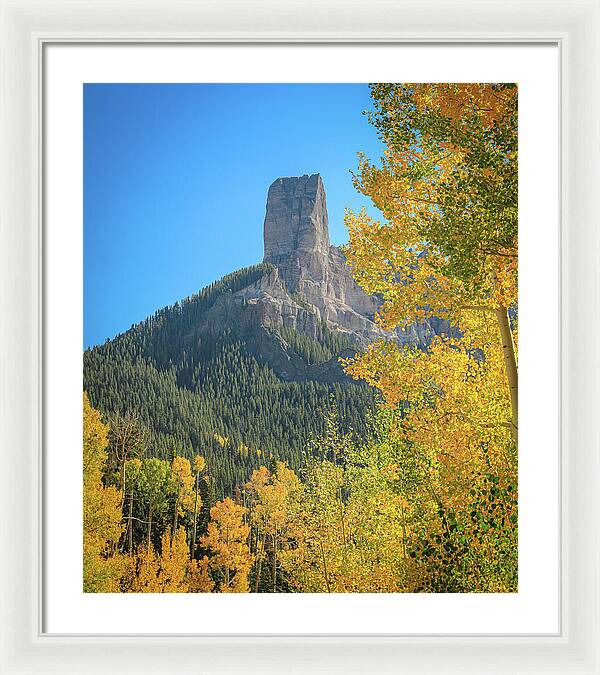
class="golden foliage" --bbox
[128,528,191,593]
[171,455,195,521]
[193,455,206,474]
[188,556,214,593]
[83,393,126,592]
[201,498,253,593]
[339,83,518,591]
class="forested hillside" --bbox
[84,264,378,496]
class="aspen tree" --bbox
[201,498,253,593]
[83,393,125,592]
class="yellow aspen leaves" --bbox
[200,498,253,593]
[340,83,518,591]
[129,528,190,593]
[83,393,126,592]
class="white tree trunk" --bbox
[495,306,518,444]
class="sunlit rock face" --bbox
[263,174,331,273]
[262,174,384,347]
[260,173,448,349]
[195,174,448,380]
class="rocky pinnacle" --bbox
[263,174,330,263]
[261,174,385,342]
[253,174,447,351]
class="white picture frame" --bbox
[1,1,598,673]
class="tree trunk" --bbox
[319,539,331,593]
[272,532,277,593]
[495,305,518,444]
[254,533,264,593]
[400,502,407,558]
[191,473,199,558]
[172,493,179,538]
[338,489,346,546]
[128,492,134,553]
[120,458,126,510]
[147,505,153,552]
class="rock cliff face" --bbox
[262,174,383,346]
[263,174,331,272]
[259,173,447,346]
[194,173,447,380]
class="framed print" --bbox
[46,44,557,635]
[1,0,599,673]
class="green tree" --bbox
[138,458,172,551]
[123,458,144,553]
[83,263,377,497]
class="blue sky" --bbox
[84,83,384,348]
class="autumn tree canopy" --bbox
[345,83,518,441]
[340,84,519,590]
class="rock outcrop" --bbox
[191,173,448,380]
[264,174,331,274]
[262,174,388,346]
